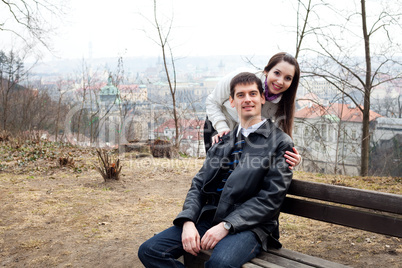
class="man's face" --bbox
[229,82,265,125]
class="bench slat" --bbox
[183,249,309,268]
[266,248,351,268]
[282,197,402,237]
[252,252,314,267]
[242,262,272,268]
[288,179,402,214]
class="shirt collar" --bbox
[236,119,267,137]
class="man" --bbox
[138,72,294,268]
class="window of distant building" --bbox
[314,142,320,152]
[352,129,357,140]
[304,125,310,136]
[343,144,348,154]
[320,124,327,141]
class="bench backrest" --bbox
[281,179,402,238]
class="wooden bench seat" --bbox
[184,179,402,267]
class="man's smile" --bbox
[242,105,255,111]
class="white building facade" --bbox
[294,103,382,175]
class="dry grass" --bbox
[0,139,400,267]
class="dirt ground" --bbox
[0,140,401,267]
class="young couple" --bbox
[139,52,301,268]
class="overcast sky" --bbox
[1,0,399,62]
[1,0,304,61]
[59,0,300,59]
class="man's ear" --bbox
[261,92,266,105]
[230,96,235,108]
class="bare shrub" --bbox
[58,156,75,167]
[95,149,122,181]
[0,130,10,142]
[150,139,173,158]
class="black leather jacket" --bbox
[174,120,293,250]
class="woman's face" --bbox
[265,60,295,95]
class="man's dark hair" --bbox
[230,72,264,99]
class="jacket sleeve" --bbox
[223,137,294,233]
[173,169,205,226]
[173,147,219,226]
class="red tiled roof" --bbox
[295,103,382,122]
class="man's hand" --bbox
[182,221,201,256]
[200,222,229,250]
[212,130,230,145]
[285,147,302,170]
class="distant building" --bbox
[119,84,147,103]
[370,117,402,176]
[372,117,402,141]
[98,76,121,147]
[154,118,205,157]
[99,76,121,108]
[298,79,341,100]
[294,102,382,175]
[296,93,325,110]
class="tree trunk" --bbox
[55,93,62,142]
[295,0,312,59]
[360,0,371,177]
[153,0,179,150]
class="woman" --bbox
[204,52,301,168]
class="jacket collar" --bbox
[219,119,274,153]
[233,119,274,139]
[253,119,274,138]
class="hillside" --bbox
[0,139,400,267]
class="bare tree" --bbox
[181,90,207,157]
[1,0,65,50]
[303,0,402,176]
[75,59,90,143]
[0,50,24,131]
[54,77,70,142]
[141,0,180,149]
[294,0,332,59]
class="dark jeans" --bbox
[203,117,217,153]
[138,218,262,268]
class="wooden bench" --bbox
[183,179,402,268]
